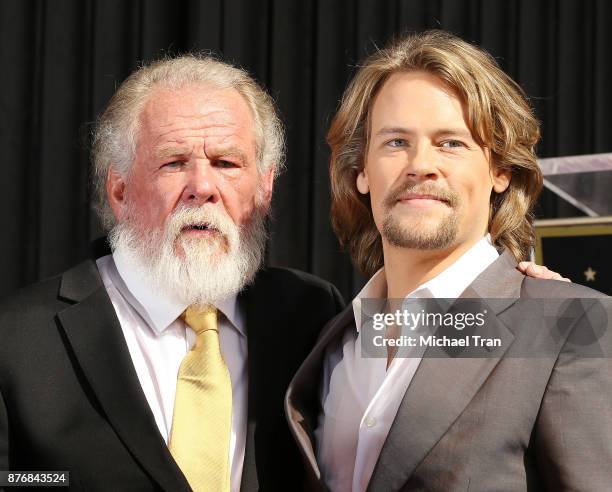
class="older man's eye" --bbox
[163,160,184,169]
[216,159,238,168]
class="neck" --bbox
[383,236,485,299]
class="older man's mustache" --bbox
[383,182,460,210]
[166,206,235,240]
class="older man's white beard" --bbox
[109,205,267,307]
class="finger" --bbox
[542,268,575,281]
[517,262,543,275]
[539,266,559,279]
[517,261,532,272]
[526,264,544,276]
[518,261,571,281]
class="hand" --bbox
[517,262,571,282]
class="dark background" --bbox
[2,0,611,300]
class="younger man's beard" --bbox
[381,181,461,250]
[109,204,268,307]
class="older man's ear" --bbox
[260,167,275,208]
[517,261,571,282]
[106,166,126,221]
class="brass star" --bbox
[584,267,597,282]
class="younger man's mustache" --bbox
[383,182,460,209]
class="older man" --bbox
[0,56,344,491]
[286,31,612,491]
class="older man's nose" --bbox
[182,162,221,204]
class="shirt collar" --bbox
[110,248,244,337]
[352,235,499,331]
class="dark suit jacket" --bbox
[286,251,612,491]
[0,256,344,491]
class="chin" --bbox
[175,235,229,258]
[398,214,446,232]
[383,212,459,250]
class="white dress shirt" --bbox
[316,236,500,492]
[96,252,247,492]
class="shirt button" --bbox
[365,416,377,428]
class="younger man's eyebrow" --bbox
[375,126,415,136]
[434,128,474,139]
[374,127,474,139]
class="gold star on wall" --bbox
[584,267,597,282]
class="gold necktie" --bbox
[169,305,232,492]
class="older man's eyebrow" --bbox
[153,145,192,160]
[153,144,250,165]
[210,145,249,163]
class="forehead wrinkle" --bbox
[168,109,235,125]
[141,102,240,134]
[149,112,239,133]
[147,124,246,158]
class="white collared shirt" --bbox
[316,236,500,492]
[96,252,247,492]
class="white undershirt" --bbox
[316,236,500,492]
[96,252,247,492]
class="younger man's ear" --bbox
[491,166,511,194]
[356,168,370,195]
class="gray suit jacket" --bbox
[285,251,612,491]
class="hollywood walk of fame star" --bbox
[584,267,597,282]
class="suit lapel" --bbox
[239,270,338,491]
[239,281,259,492]
[368,251,524,491]
[239,272,277,492]
[56,261,191,492]
[285,305,355,483]
[239,420,258,492]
